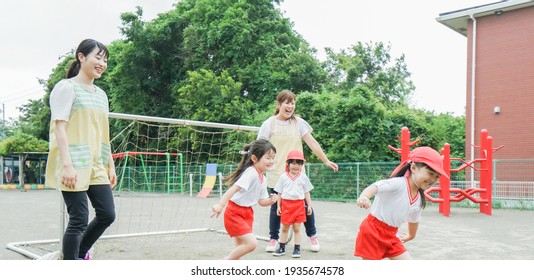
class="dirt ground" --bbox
[1,189,534,260]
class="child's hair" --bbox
[67,39,109,78]
[224,139,276,186]
[274,90,298,121]
[391,162,429,209]
[389,146,448,209]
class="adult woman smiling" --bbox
[257,90,338,253]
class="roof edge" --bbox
[436,0,534,36]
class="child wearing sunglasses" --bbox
[272,150,314,258]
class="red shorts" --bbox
[223,201,254,237]
[280,199,306,225]
[354,214,406,260]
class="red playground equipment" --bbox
[388,127,503,217]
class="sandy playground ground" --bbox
[1,189,534,261]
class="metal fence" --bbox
[304,160,534,209]
[5,156,532,209]
[115,160,534,209]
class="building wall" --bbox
[466,6,534,162]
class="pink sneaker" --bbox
[83,252,91,260]
[265,239,278,252]
[310,236,320,252]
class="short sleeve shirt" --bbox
[230,166,269,207]
[274,171,314,200]
[49,80,75,121]
[369,176,422,227]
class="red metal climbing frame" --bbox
[388,127,503,216]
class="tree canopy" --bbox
[5,0,465,161]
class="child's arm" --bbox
[305,192,312,215]
[259,192,278,207]
[356,184,378,209]
[399,222,418,243]
[211,185,241,218]
[275,193,282,215]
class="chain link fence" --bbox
[306,160,534,210]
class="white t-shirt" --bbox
[230,166,269,207]
[49,79,76,121]
[257,116,312,140]
[274,171,314,200]
[369,176,422,228]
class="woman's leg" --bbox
[227,233,257,260]
[268,189,280,240]
[61,191,89,260]
[78,185,115,258]
[303,201,320,251]
[303,201,316,237]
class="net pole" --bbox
[179,153,184,193]
[108,112,259,132]
[117,151,130,192]
[165,152,170,194]
[138,154,151,192]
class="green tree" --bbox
[0,132,48,156]
[296,88,396,162]
[174,69,251,124]
[14,98,48,140]
[105,7,185,117]
[107,0,325,120]
[16,57,74,142]
[9,0,467,166]
[323,41,415,107]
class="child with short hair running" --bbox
[272,150,314,258]
[211,139,278,260]
[354,146,449,260]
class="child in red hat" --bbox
[354,146,449,260]
[272,150,314,258]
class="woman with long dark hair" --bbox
[45,39,116,260]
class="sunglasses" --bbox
[288,160,304,165]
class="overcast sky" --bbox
[0,0,491,121]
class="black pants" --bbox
[269,189,316,240]
[61,185,115,260]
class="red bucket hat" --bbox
[391,147,449,179]
[287,150,305,161]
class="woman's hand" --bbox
[325,160,339,172]
[108,167,117,189]
[61,165,77,189]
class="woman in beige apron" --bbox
[257,90,338,253]
[46,39,116,260]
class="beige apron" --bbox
[45,80,112,191]
[267,117,304,188]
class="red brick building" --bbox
[437,0,534,166]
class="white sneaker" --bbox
[266,239,278,252]
[310,236,320,252]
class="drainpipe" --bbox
[469,13,477,188]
